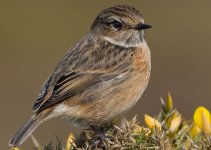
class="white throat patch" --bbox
[103,36,145,48]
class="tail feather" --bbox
[9,114,43,147]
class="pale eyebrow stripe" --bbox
[106,16,122,23]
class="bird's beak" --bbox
[135,23,152,30]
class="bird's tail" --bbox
[9,113,45,147]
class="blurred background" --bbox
[1,1,211,149]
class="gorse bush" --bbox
[12,93,211,150]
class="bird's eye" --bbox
[110,20,122,30]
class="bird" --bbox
[9,5,152,147]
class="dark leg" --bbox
[89,122,113,148]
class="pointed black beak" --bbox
[135,23,152,30]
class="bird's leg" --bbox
[89,122,113,147]
[89,124,107,140]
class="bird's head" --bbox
[91,5,151,47]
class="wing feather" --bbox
[33,37,135,112]
[37,73,117,112]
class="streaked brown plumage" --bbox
[9,5,151,147]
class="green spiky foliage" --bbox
[26,94,211,150]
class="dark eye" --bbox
[110,20,122,30]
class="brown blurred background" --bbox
[1,1,211,149]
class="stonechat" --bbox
[9,5,151,147]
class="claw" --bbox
[89,123,113,148]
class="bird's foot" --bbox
[89,123,113,148]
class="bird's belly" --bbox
[59,71,150,126]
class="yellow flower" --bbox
[166,92,173,112]
[144,114,161,130]
[189,124,202,139]
[66,133,75,150]
[168,114,182,133]
[193,106,211,135]
[11,147,20,150]
[165,111,178,128]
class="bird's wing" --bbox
[33,38,135,112]
[36,72,119,112]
